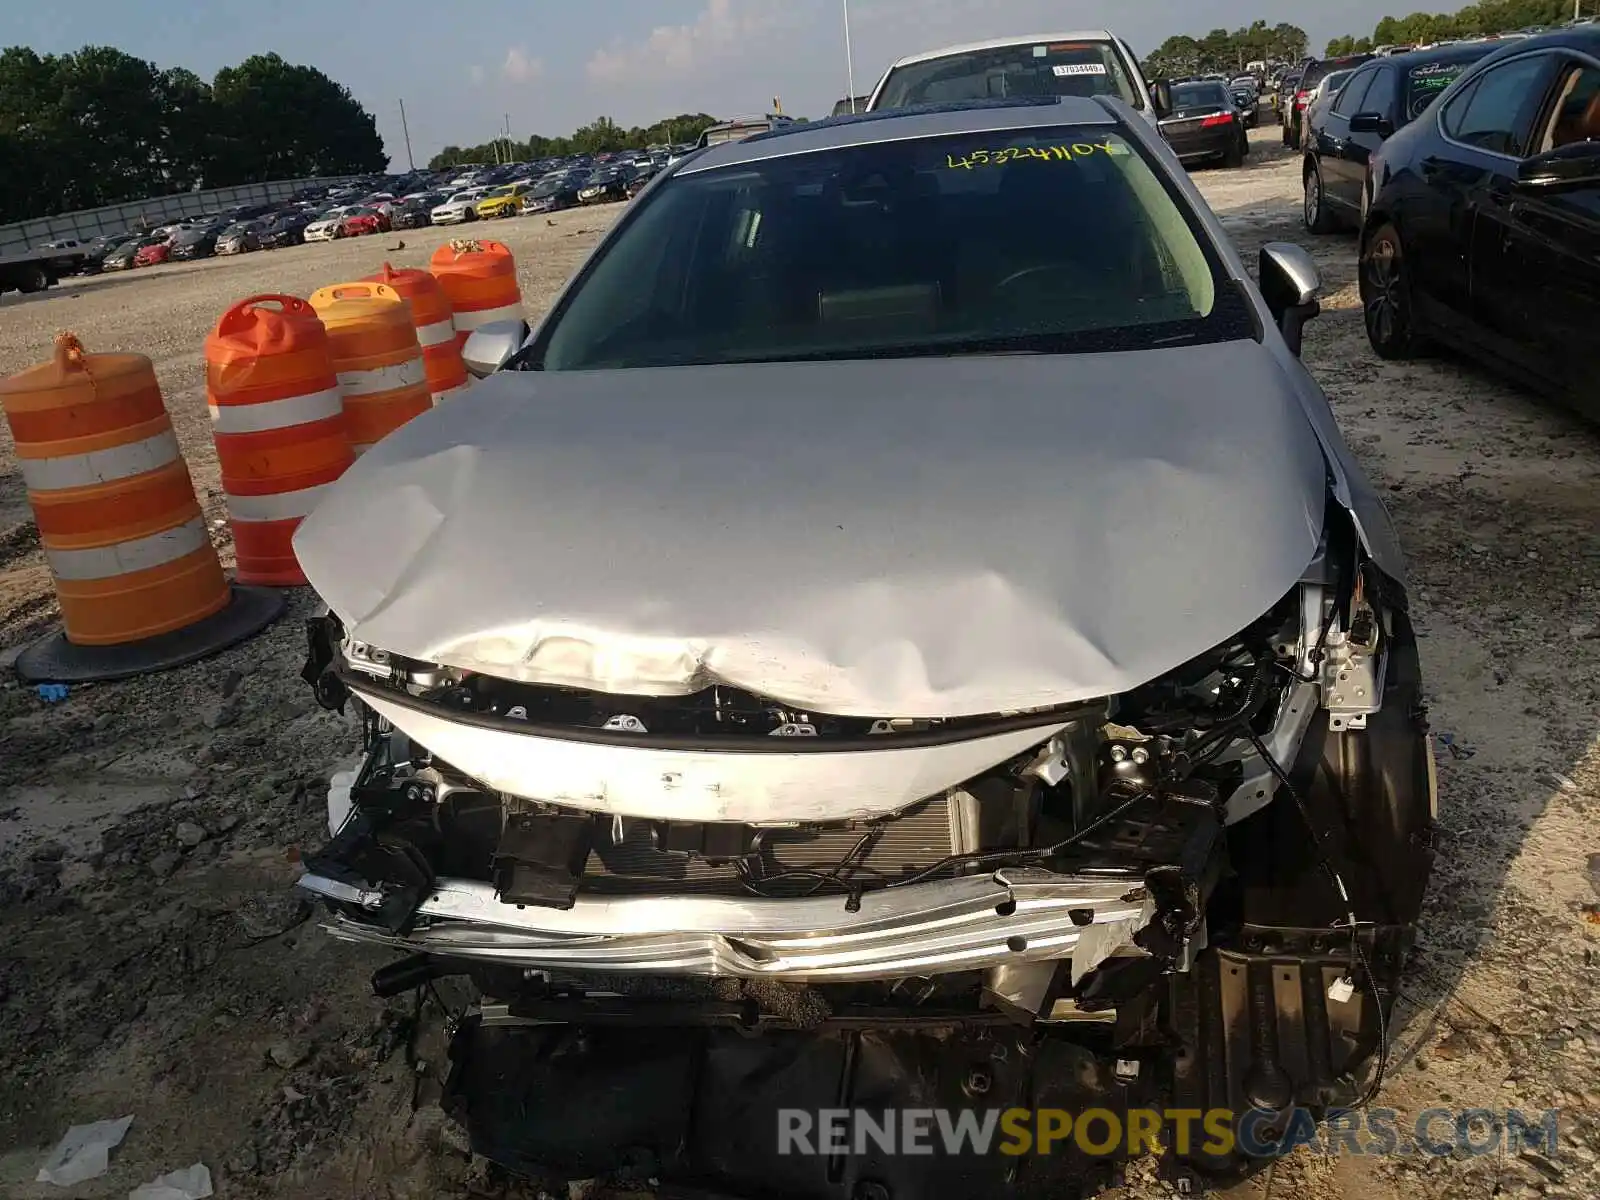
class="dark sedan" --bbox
[524,177,583,214]
[1360,27,1600,416]
[1157,81,1248,167]
[169,225,223,261]
[261,212,312,248]
[577,167,636,204]
[1303,40,1505,232]
[389,201,433,230]
[1231,86,1260,128]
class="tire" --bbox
[16,265,50,294]
[1303,161,1337,233]
[1223,137,1244,168]
[1360,222,1425,360]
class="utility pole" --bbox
[842,0,858,111]
[397,98,415,171]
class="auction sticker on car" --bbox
[946,139,1129,169]
[1053,63,1107,76]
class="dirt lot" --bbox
[1,129,1597,1199]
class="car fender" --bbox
[1106,98,1408,582]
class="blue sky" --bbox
[3,1,1399,167]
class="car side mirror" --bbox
[461,320,532,378]
[1348,111,1395,137]
[1258,243,1321,357]
[1153,80,1173,119]
[1516,142,1600,189]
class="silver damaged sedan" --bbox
[292,96,1435,1196]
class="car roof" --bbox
[678,97,1119,175]
[884,31,1120,70]
[1377,40,1510,69]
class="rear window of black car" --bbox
[1301,55,1373,91]
[1171,82,1231,109]
[1404,51,1496,121]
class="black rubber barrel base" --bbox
[14,585,288,684]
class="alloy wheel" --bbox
[1360,228,1419,360]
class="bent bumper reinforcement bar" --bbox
[297,868,1154,980]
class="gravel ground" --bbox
[1,129,1597,1199]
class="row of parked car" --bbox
[40,145,693,275]
[1296,25,1599,414]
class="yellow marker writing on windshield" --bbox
[946,141,1121,170]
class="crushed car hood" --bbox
[294,345,1327,719]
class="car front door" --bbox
[1339,65,1399,213]
[1317,67,1375,212]
[1406,52,1561,350]
[1473,56,1600,407]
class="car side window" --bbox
[1363,66,1399,119]
[1332,69,1374,117]
[1442,54,1560,156]
[1536,60,1600,151]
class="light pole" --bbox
[397,98,415,171]
[842,0,859,112]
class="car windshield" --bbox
[875,41,1141,110]
[486,185,517,197]
[532,180,565,197]
[1171,82,1231,109]
[538,124,1245,372]
[1404,53,1493,120]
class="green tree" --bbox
[1338,0,1582,53]
[427,112,722,170]
[1325,35,1375,54]
[156,67,216,191]
[0,44,384,222]
[1142,18,1309,77]
[207,53,385,185]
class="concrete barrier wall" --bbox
[0,177,365,256]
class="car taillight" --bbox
[1295,90,1309,108]
[1201,112,1235,127]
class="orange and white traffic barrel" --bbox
[2,333,229,644]
[308,282,432,455]
[1,333,284,683]
[429,239,523,348]
[205,295,354,585]
[364,263,470,405]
